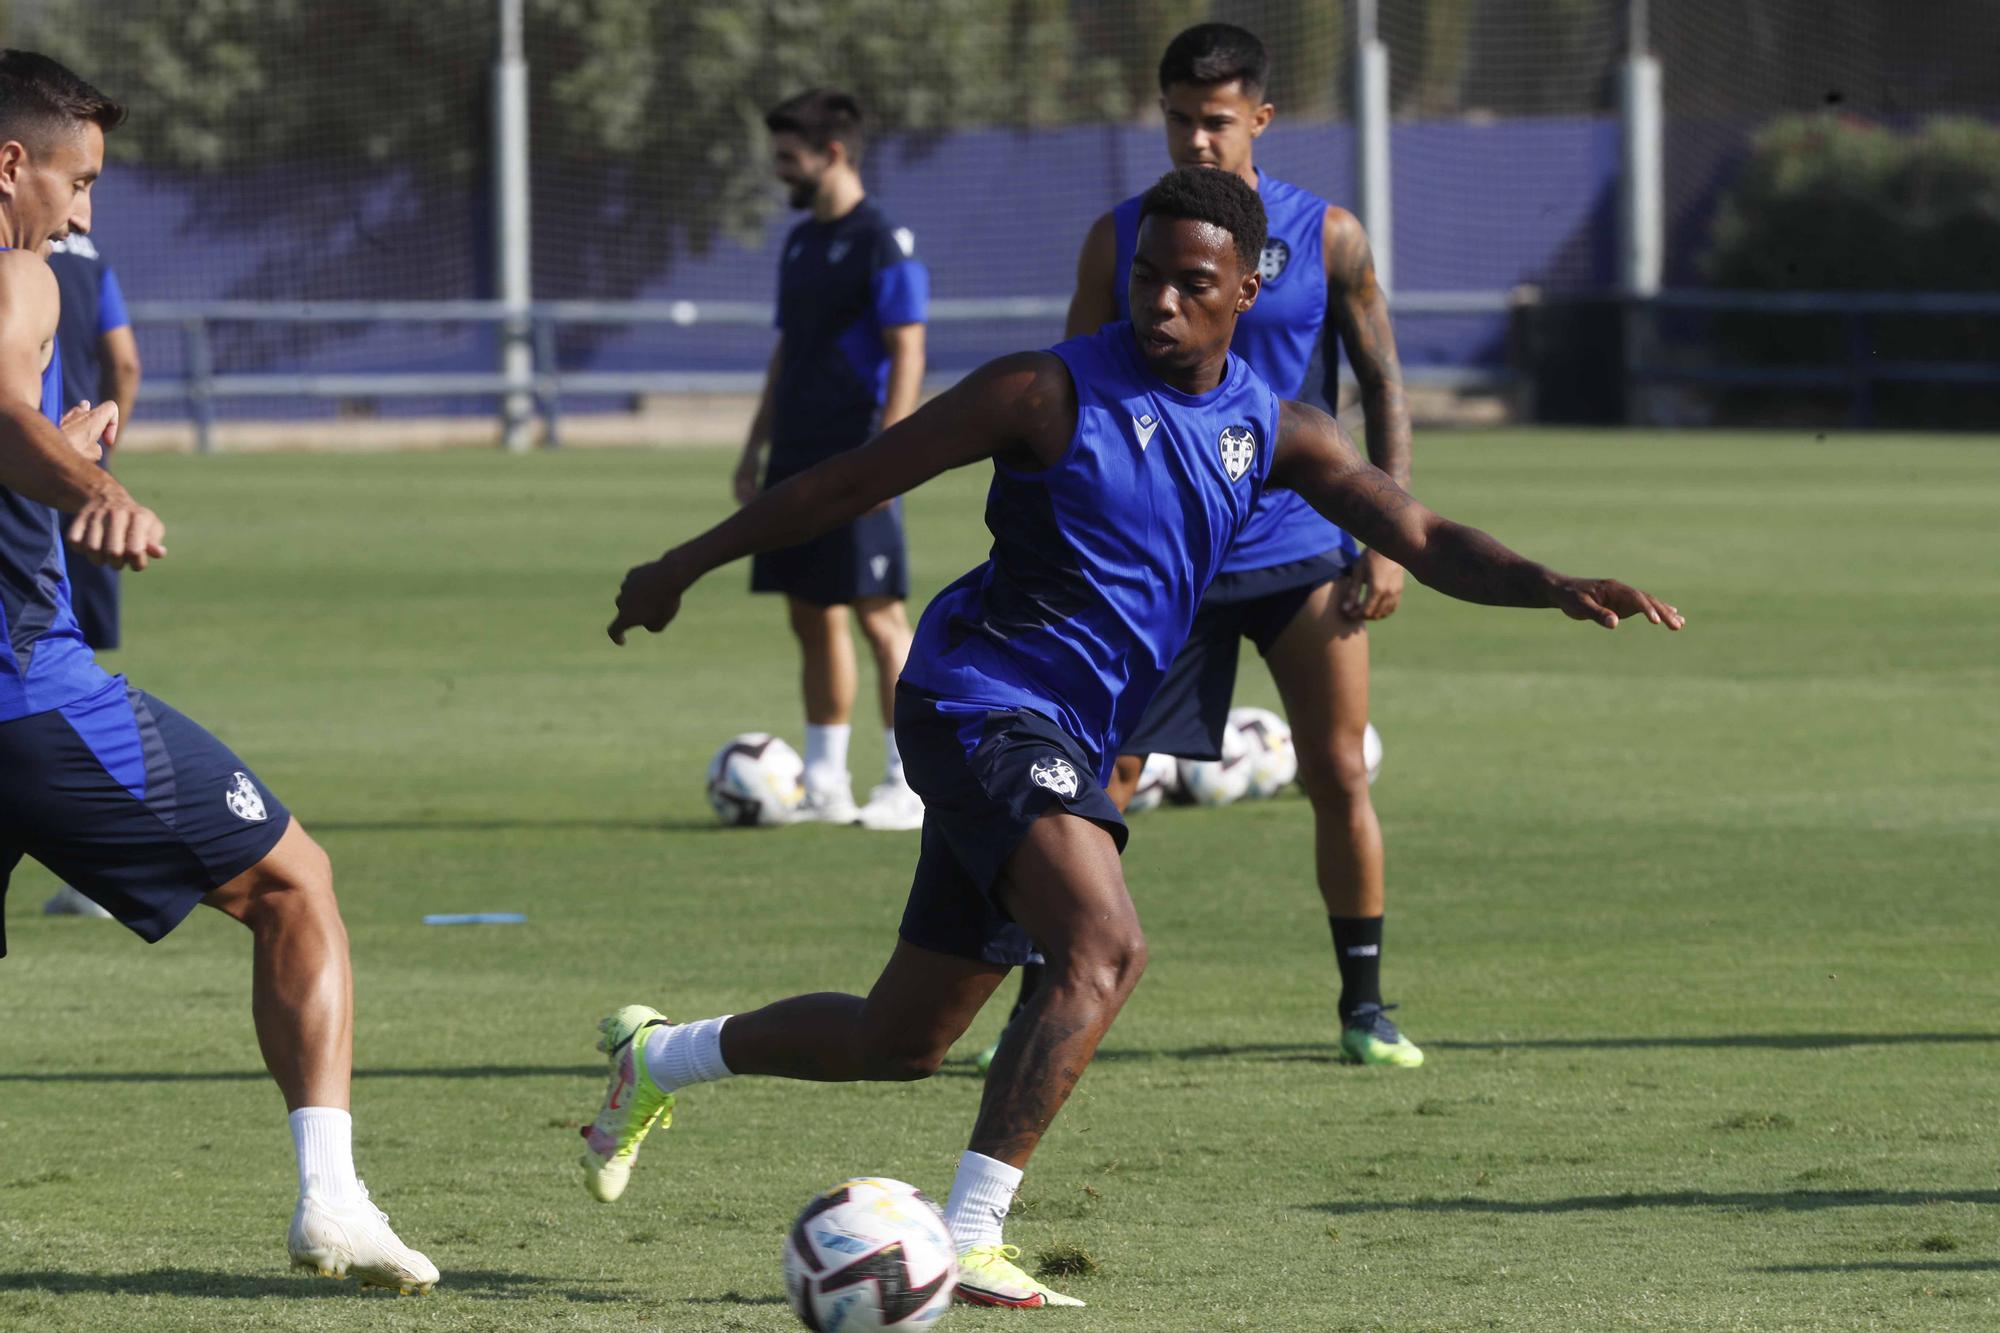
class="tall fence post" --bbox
[494,0,536,451]
[1619,0,1664,422]
[1354,0,1393,296]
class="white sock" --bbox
[290,1107,362,1203]
[804,723,851,789]
[943,1150,1022,1253]
[643,1015,735,1094]
[882,729,906,785]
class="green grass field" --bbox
[2,430,1996,1331]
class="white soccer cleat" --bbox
[790,775,859,825]
[42,885,113,918]
[855,778,924,831]
[288,1178,438,1294]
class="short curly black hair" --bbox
[1137,167,1267,273]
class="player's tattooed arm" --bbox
[1064,213,1121,339]
[609,352,1078,643]
[1270,400,1684,630]
[1324,206,1413,620]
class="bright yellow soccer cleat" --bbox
[579,1004,676,1202]
[955,1244,1086,1308]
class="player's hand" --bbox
[65,488,165,571]
[1552,578,1684,631]
[732,450,762,506]
[607,555,690,645]
[59,399,118,463]
[1339,548,1405,621]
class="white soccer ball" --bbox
[1228,706,1297,799]
[706,733,805,827]
[1364,721,1383,786]
[1175,721,1254,807]
[1125,752,1180,815]
[783,1177,958,1331]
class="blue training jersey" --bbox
[770,199,929,471]
[1112,171,1353,574]
[0,330,110,722]
[901,322,1280,778]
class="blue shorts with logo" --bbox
[894,685,1127,967]
[1121,548,1358,760]
[750,449,909,606]
[0,677,291,957]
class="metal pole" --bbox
[1354,0,1393,295]
[494,0,536,450]
[184,318,215,454]
[1619,0,1663,298]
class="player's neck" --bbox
[0,214,21,251]
[811,173,866,223]
[1149,352,1229,397]
[1233,161,1260,192]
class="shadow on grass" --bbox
[682,1291,789,1306]
[936,1032,2000,1075]
[309,816,720,835]
[0,1063,604,1086]
[0,1267,619,1302]
[1309,1189,2000,1217]
[1753,1260,2000,1274]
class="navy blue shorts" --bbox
[894,686,1128,967]
[1121,549,1357,760]
[750,452,908,606]
[0,678,291,956]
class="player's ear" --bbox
[1236,267,1262,313]
[0,140,23,196]
[1251,102,1274,138]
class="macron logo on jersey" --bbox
[1131,412,1158,452]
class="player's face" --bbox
[1159,81,1272,179]
[1128,215,1260,377]
[0,122,102,254]
[770,130,834,210]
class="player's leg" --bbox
[201,820,438,1290]
[787,594,860,821]
[853,595,923,829]
[947,811,1137,1307]
[1264,580,1421,1068]
[1104,753,1146,809]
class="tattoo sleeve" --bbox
[1326,211,1412,488]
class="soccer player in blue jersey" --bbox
[1051,23,1428,1067]
[0,51,435,1294]
[736,89,931,830]
[583,166,1681,1308]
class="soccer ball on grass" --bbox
[783,1177,957,1330]
[706,733,805,826]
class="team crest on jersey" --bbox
[893,227,916,257]
[1029,758,1079,799]
[1259,238,1290,281]
[1218,425,1257,483]
[826,239,851,265]
[224,772,268,822]
[786,241,804,264]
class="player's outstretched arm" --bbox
[608,351,1078,643]
[1270,400,1684,630]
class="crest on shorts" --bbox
[1258,238,1290,281]
[1029,758,1079,799]
[1218,425,1257,483]
[225,771,268,822]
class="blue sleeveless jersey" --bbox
[1,334,110,721]
[901,323,1280,777]
[1113,171,1353,574]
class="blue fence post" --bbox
[1847,310,1875,429]
[183,318,216,454]
[533,315,560,449]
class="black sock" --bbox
[1329,916,1384,1021]
[1008,961,1043,1024]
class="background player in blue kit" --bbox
[0,50,435,1294]
[40,226,139,920]
[735,89,930,830]
[1048,23,1426,1068]
[583,167,1681,1308]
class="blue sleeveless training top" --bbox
[1,292,110,722]
[901,322,1280,776]
[1113,171,1350,574]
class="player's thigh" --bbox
[994,812,1145,981]
[786,595,850,641]
[201,816,337,924]
[852,595,910,641]
[1264,581,1372,782]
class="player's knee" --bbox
[1063,931,1148,1006]
[1298,733,1372,807]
